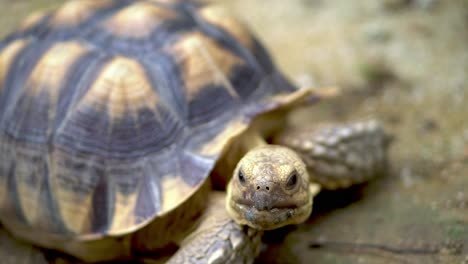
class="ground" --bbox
[0,0,467,263]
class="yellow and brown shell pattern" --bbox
[0,0,297,238]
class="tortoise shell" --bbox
[0,0,305,247]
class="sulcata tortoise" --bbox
[0,0,390,263]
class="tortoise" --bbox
[0,0,391,263]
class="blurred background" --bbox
[0,0,467,263]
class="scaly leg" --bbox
[275,120,392,189]
[167,192,262,264]
[164,192,262,264]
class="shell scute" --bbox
[102,1,179,39]
[1,41,90,143]
[50,0,115,28]
[0,39,30,92]
[198,5,255,52]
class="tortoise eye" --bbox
[285,171,298,189]
[238,170,246,185]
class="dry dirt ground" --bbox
[0,0,467,263]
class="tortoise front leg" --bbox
[274,120,392,189]
[164,192,262,264]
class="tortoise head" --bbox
[226,145,314,230]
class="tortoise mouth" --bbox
[229,199,311,230]
[234,197,300,211]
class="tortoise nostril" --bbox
[256,185,270,191]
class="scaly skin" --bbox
[166,192,262,264]
[275,120,391,189]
